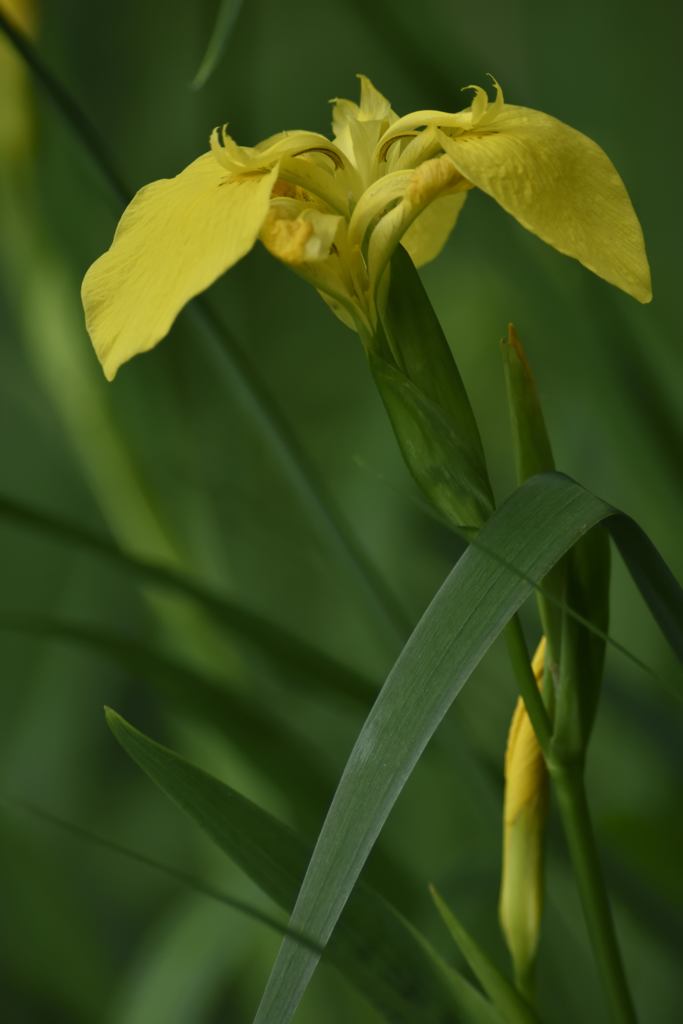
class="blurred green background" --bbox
[1,0,681,1021]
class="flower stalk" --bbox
[549,759,638,1024]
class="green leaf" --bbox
[191,0,245,89]
[500,325,555,485]
[372,247,494,528]
[381,247,490,483]
[106,710,503,1024]
[252,472,683,1024]
[370,355,493,530]
[429,887,538,1024]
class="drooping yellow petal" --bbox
[82,154,278,380]
[439,106,652,303]
[402,192,468,267]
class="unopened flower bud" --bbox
[499,636,548,988]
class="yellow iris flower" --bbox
[82,75,651,381]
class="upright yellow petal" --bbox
[331,75,396,182]
[439,106,652,303]
[357,74,394,122]
[82,154,278,380]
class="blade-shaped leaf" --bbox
[429,887,537,1024]
[0,490,659,692]
[106,710,503,1024]
[253,472,683,1024]
[371,246,494,529]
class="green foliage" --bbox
[106,709,502,1024]
[253,473,682,1023]
[371,246,494,529]
[429,886,538,1024]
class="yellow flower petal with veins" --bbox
[438,106,652,303]
[82,154,279,380]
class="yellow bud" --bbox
[499,636,548,989]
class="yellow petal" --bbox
[331,74,394,136]
[357,74,394,122]
[347,169,414,250]
[82,154,278,380]
[261,202,361,331]
[402,191,468,267]
[331,75,396,181]
[261,203,342,264]
[367,155,467,291]
[439,106,652,303]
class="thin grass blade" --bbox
[429,887,538,1024]
[191,0,245,89]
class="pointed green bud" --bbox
[500,323,555,481]
[501,325,563,658]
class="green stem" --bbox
[549,760,638,1024]
[504,614,552,753]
